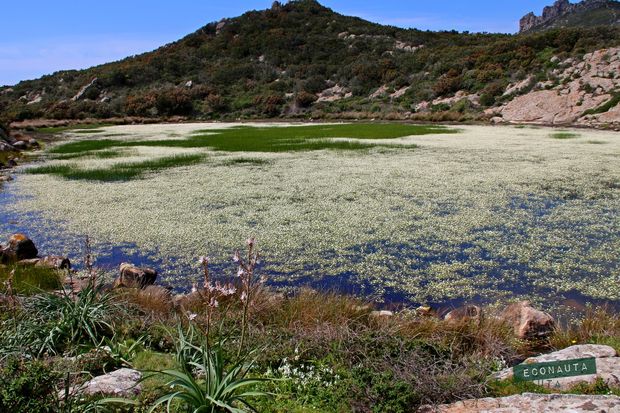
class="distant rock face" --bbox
[71,78,98,101]
[493,47,620,126]
[316,84,351,102]
[520,0,617,32]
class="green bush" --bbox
[0,357,60,413]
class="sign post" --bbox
[513,357,597,384]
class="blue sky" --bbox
[1,1,560,86]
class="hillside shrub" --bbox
[433,69,463,97]
[155,88,194,116]
[295,91,318,107]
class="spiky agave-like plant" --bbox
[149,326,270,413]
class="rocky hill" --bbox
[1,0,619,127]
[520,0,620,33]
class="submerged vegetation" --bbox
[550,131,580,139]
[6,123,618,306]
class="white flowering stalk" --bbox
[235,237,261,357]
[197,254,237,346]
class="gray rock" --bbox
[77,368,141,397]
[420,393,620,412]
[12,141,27,150]
[0,142,15,152]
[17,258,41,267]
[216,20,227,35]
[494,344,620,391]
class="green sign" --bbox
[513,357,597,382]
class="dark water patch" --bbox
[1,179,618,312]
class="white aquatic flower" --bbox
[232,251,240,263]
[237,267,245,277]
[188,313,197,321]
[9,123,619,304]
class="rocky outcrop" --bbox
[494,344,620,391]
[500,301,555,340]
[316,85,352,102]
[420,393,620,413]
[114,263,158,289]
[520,0,573,32]
[71,78,99,101]
[519,0,618,33]
[493,47,620,126]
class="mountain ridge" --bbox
[520,0,620,32]
[1,0,619,127]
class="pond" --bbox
[1,122,618,310]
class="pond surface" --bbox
[1,123,618,311]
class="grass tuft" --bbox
[550,131,580,139]
[52,149,128,160]
[0,264,62,295]
[26,154,205,182]
[48,123,455,155]
[220,157,271,166]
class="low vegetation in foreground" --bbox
[0,239,619,412]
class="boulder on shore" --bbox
[500,301,555,340]
[7,233,38,261]
[16,255,72,270]
[38,255,71,270]
[444,305,483,323]
[114,263,157,289]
